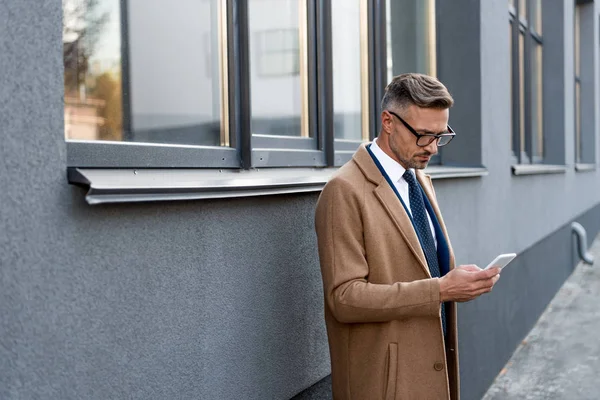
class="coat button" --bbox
[434,362,444,371]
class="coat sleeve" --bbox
[315,177,441,324]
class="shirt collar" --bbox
[371,138,413,183]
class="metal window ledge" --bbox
[512,164,568,176]
[425,166,488,180]
[575,163,597,172]
[68,165,488,205]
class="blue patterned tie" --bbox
[403,170,446,335]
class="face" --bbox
[379,105,449,170]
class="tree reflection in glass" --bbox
[63,0,123,141]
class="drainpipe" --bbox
[571,222,594,265]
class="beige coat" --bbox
[315,144,459,400]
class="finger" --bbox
[473,267,500,280]
[470,278,495,292]
[472,286,493,297]
[465,280,498,300]
[459,264,481,272]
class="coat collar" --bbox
[352,143,430,186]
[353,143,433,277]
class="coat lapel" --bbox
[373,184,432,277]
[417,171,456,271]
[353,144,431,277]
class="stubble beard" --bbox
[390,138,429,170]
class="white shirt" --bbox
[370,138,437,247]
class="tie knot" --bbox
[403,170,416,185]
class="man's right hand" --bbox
[439,265,501,302]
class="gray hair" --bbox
[381,73,454,113]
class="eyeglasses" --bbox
[387,110,456,147]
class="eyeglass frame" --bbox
[386,110,456,147]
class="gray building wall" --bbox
[2,1,600,400]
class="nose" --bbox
[424,140,439,155]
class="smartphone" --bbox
[484,253,517,270]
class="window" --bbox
[574,1,595,166]
[332,0,368,142]
[510,0,544,164]
[329,0,371,166]
[64,0,236,168]
[63,0,125,142]
[386,0,436,81]
[255,30,300,77]
[247,0,330,168]
[64,0,227,146]
[575,5,582,162]
[64,0,464,201]
[385,0,439,165]
[248,0,309,141]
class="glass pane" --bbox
[63,0,123,141]
[386,0,436,82]
[509,22,513,152]
[519,0,527,19]
[519,33,525,159]
[63,0,226,146]
[332,0,363,141]
[249,0,306,137]
[575,6,581,163]
[530,0,542,34]
[128,0,224,146]
[575,5,581,77]
[531,44,543,160]
[576,81,581,162]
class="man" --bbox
[314,73,500,400]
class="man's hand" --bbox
[439,265,501,302]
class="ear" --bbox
[381,111,393,134]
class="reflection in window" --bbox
[63,0,123,141]
[62,0,227,147]
[531,0,542,35]
[519,33,525,158]
[519,0,526,19]
[386,0,436,82]
[509,0,544,163]
[249,0,307,137]
[332,0,365,141]
[531,44,543,161]
[530,0,544,160]
[509,22,513,151]
[256,30,300,77]
[575,5,582,162]
[127,0,226,146]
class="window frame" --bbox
[247,0,327,168]
[63,0,447,170]
[509,0,545,165]
[574,0,596,167]
[382,0,441,166]
[66,0,240,169]
[330,0,375,167]
[66,0,487,204]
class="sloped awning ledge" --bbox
[511,164,568,176]
[68,165,488,205]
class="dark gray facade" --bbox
[2,1,600,400]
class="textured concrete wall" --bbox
[2,0,600,399]
[0,2,329,399]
